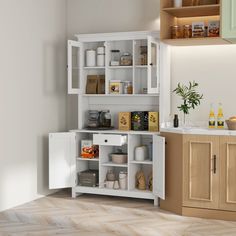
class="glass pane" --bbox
[72,46,80,89]
[151,42,157,89]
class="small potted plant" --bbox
[173,81,203,126]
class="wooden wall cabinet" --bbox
[160,0,236,45]
[160,132,236,221]
[221,0,236,43]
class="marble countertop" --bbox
[160,126,236,136]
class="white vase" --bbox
[173,0,182,7]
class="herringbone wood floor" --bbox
[0,191,236,236]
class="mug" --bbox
[105,181,114,189]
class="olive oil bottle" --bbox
[217,103,224,129]
[209,103,215,128]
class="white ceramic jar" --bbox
[119,171,127,190]
[86,49,96,67]
[135,146,148,161]
[97,46,105,67]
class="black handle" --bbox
[213,155,216,174]
[104,139,108,143]
[150,63,153,66]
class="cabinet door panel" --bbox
[68,40,82,94]
[49,132,76,189]
[222,0,236,41]
[220,136,236,211]
[153,135,165,200]
[147,36,160,94]
[183,135,219,209]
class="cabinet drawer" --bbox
[93,134,127,146]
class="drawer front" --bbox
[93,134,127,146]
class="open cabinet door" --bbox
[147,36,160,94]
[49,132,77,189]
[153,135,165,200]
[68,40,82,94]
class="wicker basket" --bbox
[226,120,236,130]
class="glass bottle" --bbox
[173,114,179,128]
[209,103,215,128]
[217,103,224,129]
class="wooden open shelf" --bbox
[160,0,228,46]
[163,37,227,46]
[162,4,220,18]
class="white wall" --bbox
[67,0,160,38]
[0,0,67,211]
[171,45,236,124]
[67,0,236,127]
[66,0,161,129]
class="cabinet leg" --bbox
[154,196,159,207]
[72,188,83,198]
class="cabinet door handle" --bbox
[213,155,216,174]
[150,63,153,66]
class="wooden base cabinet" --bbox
[160,133,236,221]
[220,136,236,211]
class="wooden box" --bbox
[118,112,131,131]
[148,112,159,132]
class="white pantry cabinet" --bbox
[49,31,171,205]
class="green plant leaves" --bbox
[173,81,203,115]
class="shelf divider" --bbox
[162,4,220,18]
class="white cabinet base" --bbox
[73,186,155,200]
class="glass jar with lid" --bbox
[171,25,183,39]
[183,25,192,38]
[120,52,132,66]
[110,50,120,66]
[123,81,133,94]
[87,110,100,128]
[99,110,111,127]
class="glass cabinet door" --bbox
[148,36,160,94]
[68,40,82,94]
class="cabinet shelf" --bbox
[135,65,148,68]
[130,160,153,165]
[108,66,133,69]
[82,94,159,97]
[101,162,128,167]
[84,66,105,69]
[163,37,227,46]
[162,4,220,18]
[77,157,99,162]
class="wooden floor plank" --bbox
[0,191,236,235]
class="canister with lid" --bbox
[86,49,96,67]
[123,81,133,94]
[97,46,105,67]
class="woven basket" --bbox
[226,120,236,130]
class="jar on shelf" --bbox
[120,52,132,66]
[87,110,100,128]
[171,25,183,39]
[183,25,192,38]
[123,81,133,94]
[110,50,120,66]
[97,46,105,67]
[99,110,111,127]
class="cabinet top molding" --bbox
[75,31,160,42]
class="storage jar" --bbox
[120,52,132,66]
[86,49,96,67]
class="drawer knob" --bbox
[104,139,108,143]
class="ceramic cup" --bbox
[173,0,182,7]
[105,181,114,189]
